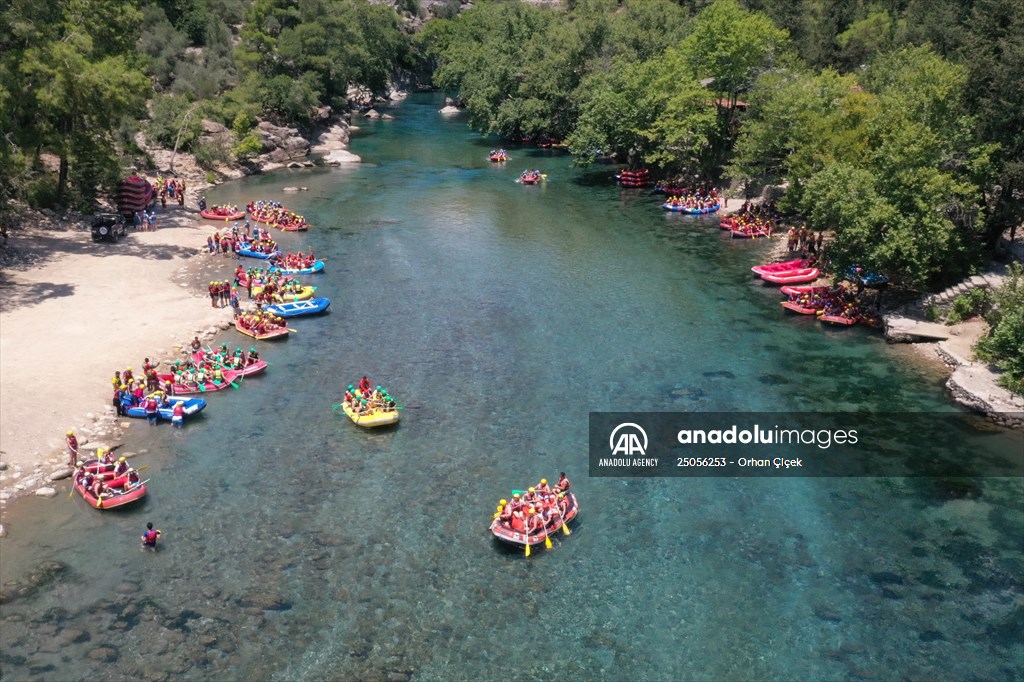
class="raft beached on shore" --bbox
[123,396,207,419]
[265,298,331,318]
[73,477,148,509]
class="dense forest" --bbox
[0,0,414,214]
[421,0,1022,290]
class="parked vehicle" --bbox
[91,214,127,242]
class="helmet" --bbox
[75,462,83,467]
[250,348,256,352]
[127,367,131,371]
[119,457,126,462]
[528,487,535,493]
[67,430,74,435]
[496,505,503,512]
[513,493,520,499]
[540,479,547,485]
[528,508,536,514]
[499,499,507,506]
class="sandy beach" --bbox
[0,207,235,514]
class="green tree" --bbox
[960,0,1024,248]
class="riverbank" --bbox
[0,207,235,516]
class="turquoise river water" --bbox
[1,94,1022,681]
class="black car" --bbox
[91,214,128,242]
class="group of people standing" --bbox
[158,177,187,209]
[786,225,825,257]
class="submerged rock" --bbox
[34,487,57,497]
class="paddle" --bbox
[543,514,553,550]
[287,328,298,333]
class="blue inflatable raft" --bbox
[268,260,325,275]
[264,297,331,318]
[238,243,281,260]
[123,397,207,421]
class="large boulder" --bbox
[310,121,350,154]
[323,149,362,165]
[255,121,309,159]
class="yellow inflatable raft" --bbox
[252,284,317,302]
[342,403,400,428]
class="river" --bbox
[1,93,1021,681]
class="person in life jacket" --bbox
[523,487,538,504]
[126,468,141,488]
[553,472,570,494]
[65,431,79,467]
[536,478,551,495]
[171,401,185,427]
[91,476,107,501]
[114,457,129,477]
[526,508,544,534]
[144,396,159,424]
[141,522,162,548]
[510,506,527,532]
[359,376,371,394]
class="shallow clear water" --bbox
[1,94,1022,681]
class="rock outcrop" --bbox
[323,149,362,165]
[310,120,351,155]
[253,121,310,171]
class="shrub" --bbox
[975,263,1024,395]
[231,110,255,138]
[192,140,230,170]
[946,287,990,324]
[205,171,217,184]
[25,176,59,209]
[232,134,263,161]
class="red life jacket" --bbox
[143,530,158,545]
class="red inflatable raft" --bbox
[73,476,147,510]
[779,284,843,297]
[200,208,246,221]
[820,314,859,326]
[752,259,807,276]
[235,318,289,340]
[781,301,821,315]
[731,228,770,239]
[761,268,820,285]
[490,493,579,548]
